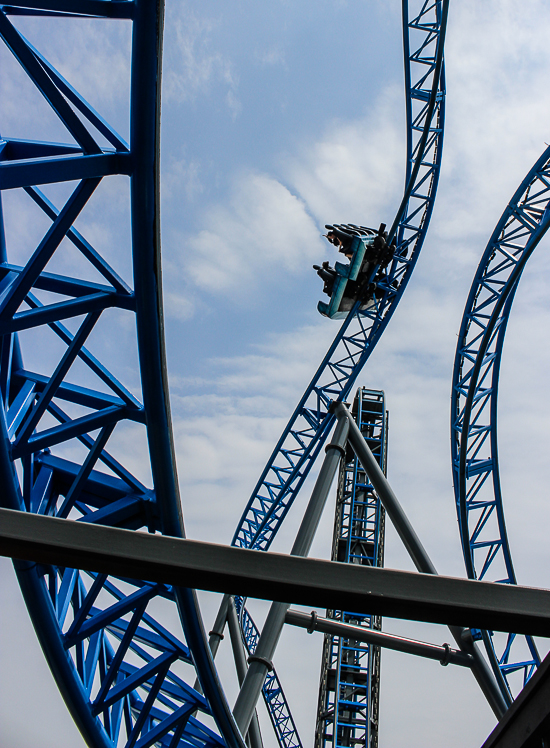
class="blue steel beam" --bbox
[232,0,448,554]
[0,11,101,153]
[1,0,134,19]
[0,153,132,188]
[316,389,387,748]
[230,2,448,741]
[235,598,302,748]
[0,2,246,747]
[452,145,550,702]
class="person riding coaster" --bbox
[313,222,395,319]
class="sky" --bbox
[1,0,550,747]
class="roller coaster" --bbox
[1,0,548,746]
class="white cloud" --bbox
[285,86,404,225]
[164,291,195,321]
[439,0,550,247]
[186,172,324,293]
[181,87,404,300]
[161,153,204,204]
[259,46,285,67]
[163,6,238,109]
[171,321,334,542]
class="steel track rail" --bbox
[230,2,448,742]
[451,144,550,703]
[232,0,448,554]
[234,598,302,748]
[0,3,245,747]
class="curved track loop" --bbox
[233,0,448,553]
[0,3,245,747]
[451,145,550,702]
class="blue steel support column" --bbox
[131,0,181,537]
[316,389,387,748]
[334,401,508,718]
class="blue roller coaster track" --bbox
[230,0,448,743]
[232,0,448,554]
[451,144,550,704]
[0,2,246,747]
[0,0,450,746]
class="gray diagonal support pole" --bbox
[210,594,231,659]
[193,593,231,693]
[227,598,264,748]
[232,416,350,736]
[331,400,509,717]
[332,401,435,575]
[285,609,473,667]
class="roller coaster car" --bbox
[314,222,392,319]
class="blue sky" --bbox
[1,1,550,746]
[158,0,404,368]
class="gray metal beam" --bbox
[232,416,350,735]
[332,401,435,575]
[208,593,231,660]
[285,609,473,667]
[1,507,550,637]
[332,401,510,716]
[226,598,264,748]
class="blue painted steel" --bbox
[232,0,447,554]
[316,389,387,748]
[0,1,449,745]
[0,3,246,747]
[234,597,302,748]
[451,145,550,701]
[231,3,447,741]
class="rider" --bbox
[313,223,396,307]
